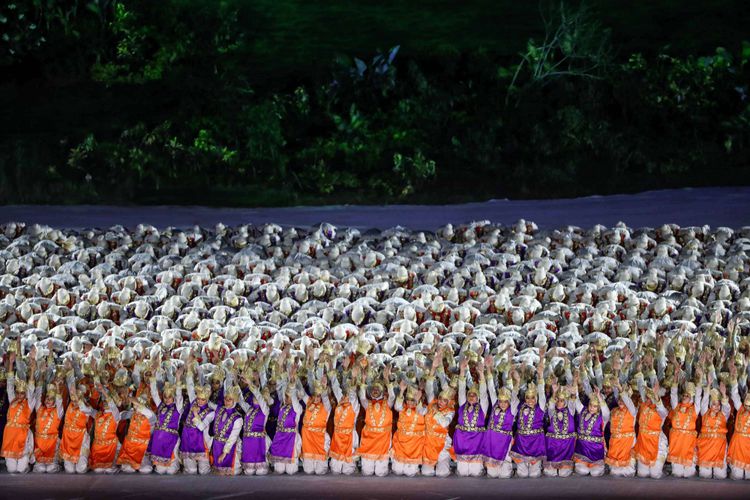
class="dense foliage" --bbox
[2,1,749,205]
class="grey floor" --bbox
[2,472,750,500]
[2,187,749,230]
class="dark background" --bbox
[2,0,749,206]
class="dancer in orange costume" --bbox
[32,383,64,473]
[729,379,750,480]
[329,368,360,475]
[357,365,395,477]
[634,381,668,478]
[89,383,124,473]
[61,378,94,474]
[300,377,332,475]
[668,379,701,478]
[606,382,637,477]
[697,380,730,479]
[391,384,425,476]
[1,353,35,474]
[117,393,156,473]
[422,351,455,478]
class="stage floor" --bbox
[2,186,748,230]
[1,473,749,500]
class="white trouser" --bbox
[544,465,573,477]
[422,456,451,477]
[6,456,31,474]
[699,465,727,479]
[273,461,299,475]
[671,463,696,478]
[637,460,665,478]
[93,466,118,473]
[637,433,668,479]
[515,461,542,478]
[609,464,635,477]
[153,439,181,475]
[64,454,89,474]
[33,462,61,473]
[730,465,750,480]
[456,461,483,477]
[242,462,269,475]
[183,457,211,475]
[154,460,179,475]
[302,458,328,475]
[330,458,357,475]
[486,462,513,478]
[392,459,419,477]
[120,455,152,474]
[575,463,604,476]
[361,458,389,477]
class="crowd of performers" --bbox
[2,337,750,479]
[0,220,749,479]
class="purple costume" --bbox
[483,403,514,465]
[573,409,605,465]
[545,406,576,468]
[240,400,268,466]
[453,402,487,462]
[510,404,546,462]
[268,404,297,463]
[211,405,241,474]
[179,401,212,460]
[149,402,181,465]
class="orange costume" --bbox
[391,404,425,465]
[300,399,331,462]
[357,398,393,462]
[117,408,154,470]
[329,398,358,463]
[1,397,33,460]
[89,409,120,470]
[697,407,728,469]
[728,406,750,472]
[634,401,666,466]
[60,403,91,463]
[33,405,62,464]
[668,403,698,466]
[606,401,636,468]
[422,400,453,467]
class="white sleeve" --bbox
[187,373,196,403]
[479,380,489,414]
[195,410,215,432]
[358,386,369,410]
[487,376,497,407]
[150,378,162,407]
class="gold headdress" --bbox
[439,386,455,401]
[195,385,211,400]
[497,387,511,402]
[225,385,241,402]
[525,382,537,399]
[163,382,177,399]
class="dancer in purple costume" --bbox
[454,356,488,477]
[268,370,303,475]
[238,373,271,475]
[149,368,184,475]
[484,359,520,478]
[509,353,547,478]
[204,385,243,475]
[180,369,215,475]
[543,381,577,477]
[573,388,609,476]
